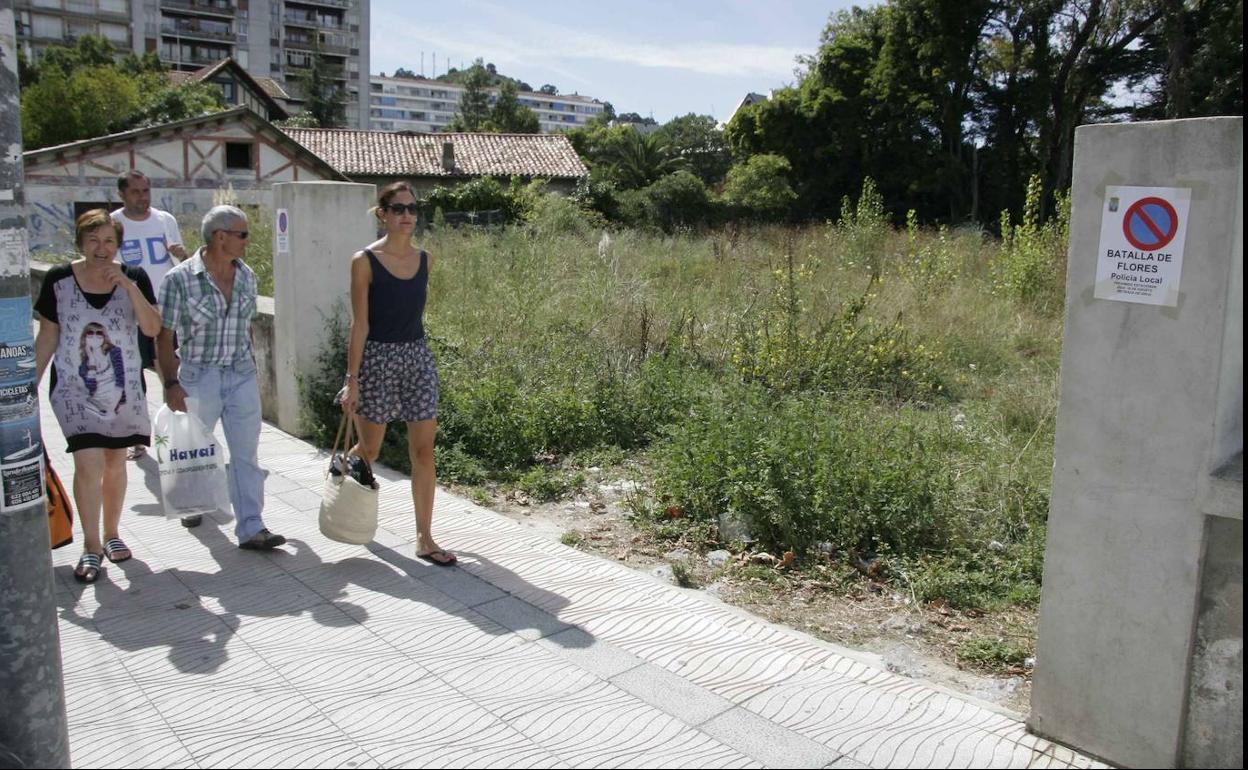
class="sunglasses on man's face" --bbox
[385,203,420,215]
[223,230,250,239]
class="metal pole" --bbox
[0,2,71,767]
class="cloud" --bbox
[373,10,801,81]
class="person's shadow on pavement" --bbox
[58,564,240,676]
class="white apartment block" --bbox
[370,74,607,134]
[13,0,371,129]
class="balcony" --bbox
[283,60,348,80]
[160,0,237,19]
[283,13,343,30]
[283,36,351,56]
[161,21,236,43]
[285,0,351,8]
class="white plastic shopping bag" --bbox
[152,404,232,519]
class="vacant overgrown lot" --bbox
[302,184,1069,648]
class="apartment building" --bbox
[12,0,371,129]
[370,74,607,134]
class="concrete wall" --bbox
[1030,117,1243,768]
[23,186,269,255]
[1184,516,1244,768]
[270,182,377,436]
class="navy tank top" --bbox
[365,248,427,342]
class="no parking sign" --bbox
[1095,186,1191,306]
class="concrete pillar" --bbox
[271,182,377,436]
[1031,117,1243,768]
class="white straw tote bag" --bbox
[318,413,379,545]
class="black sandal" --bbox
[74,552,103,584]
[103,538,132,563]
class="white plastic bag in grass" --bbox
[152,404,231,519]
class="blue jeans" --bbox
[178,359,267,542]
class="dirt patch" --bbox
[454,471,1036,715]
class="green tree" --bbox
[652,114,732,185]
[21,66,141,148]
[1133,0,1243,119]
[487,80,540,133]
[133,78,226,127]
[604,130,684,189]
[874,0,997,220]
[1031,1,1166,210]
[19,34,227,149]
[618,171,713,231]
[31,34,116,80]
[297,47,348,128]
[722,154,797,219]
[448,59,493,131]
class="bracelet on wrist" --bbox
[165,379,180,389]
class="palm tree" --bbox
[153,434,169,464]
[606,130,684,189]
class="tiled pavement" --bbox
[43,373,1107,769]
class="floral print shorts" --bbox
[356,339,439,424]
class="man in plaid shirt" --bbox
[156,205,286,550]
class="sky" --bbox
[369,0,861,125]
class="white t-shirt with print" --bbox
[111,208,184,294]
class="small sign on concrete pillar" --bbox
[271,182,377,436]
[1094,186,1191,306]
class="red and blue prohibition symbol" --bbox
[1123,197,1179,251]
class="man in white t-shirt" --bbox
[112,170,187,459]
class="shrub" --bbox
[653,390,956,557]
[993,174,1071,313]
[722,153,796,220]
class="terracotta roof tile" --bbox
[281,129,589,179]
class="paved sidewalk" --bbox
[43,373,1105,769]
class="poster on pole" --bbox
[1095,186,1191,306]
[0,295,43,512]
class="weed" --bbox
[671,561,698,588]
[956,636,1032,670]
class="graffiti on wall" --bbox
[26,192,185,253]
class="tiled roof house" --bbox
[282,128,589,192]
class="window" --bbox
[225,142,254,171]
[32,14,62,37]
[100,23,128,44]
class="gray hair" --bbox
[201,205,248,243]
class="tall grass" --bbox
[294,185,1067,611]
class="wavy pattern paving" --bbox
[46,373,1103,769]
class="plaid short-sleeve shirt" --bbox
[158,248,258,365]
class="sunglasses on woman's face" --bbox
[85,330,104,337]
[385,203,420,215]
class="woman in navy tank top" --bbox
[339,182,454,565]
